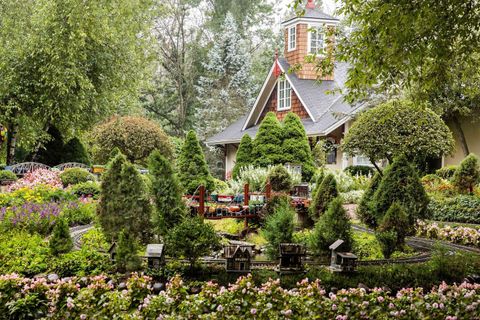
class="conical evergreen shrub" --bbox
[309,173,338,220]
[282,112,315,181]
[373,155,429,231]
[177,130,214,194]
[253,112,284,167]
[379,202,410,246]
[309,197,352,255]
[267,164,293,192]
[62,137,90,164]
[49,218,73,255]
[375,230,397,259]
[453,154,480,194]
[116,229,142,273]
[232,134,253,179]
[263,201,295,259]
[357,172,382,228]
[149,150,186,236]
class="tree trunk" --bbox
[451,116,470,156]
[5,122,18,165]
[371,157,383,176]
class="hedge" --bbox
[428,195,480,224]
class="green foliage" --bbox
[62,137,90,165]
[260,194,291,222]
[357,172,382,228]
[309,198,352,255]
[232,134,253,179]
[166,216,221,269]
[373,156,430,230]
[263,201,295,259]
[52,247,112,277]
[309,173,338,220]
[59,168,95,187]
[312,140,327,168]
[436,165,458,180]
[148,150,186,236]
[282,112,315,181]
[116,230,142,273]
[68,181,100,198]
[345,165,374,177]
[177,130,214,194]
[375,230,397,259]
[340,190,364,204]
[92,116,173,164]
[378,202,410,246]
[61,202,96,227]
[49,218,73,256]
[342,100,455,164]
[453,154,480,194]
[0,170,17,181]
[267,165,293,192]
[34,126,65,166]
[253,112,284,167]
[428,196,480,224]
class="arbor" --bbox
[177,130,214,194]
[232,134,253,179]
[196,12,254,142]
[309,173,338,221]
[149,150,186,236]
[92,116,173,164]
[49,218,73,255]
[267,165,293,193]
[166,216,221,270]
[253,112,284,167]
[263,202,295,259]
[309,197,352,255]
[373,156,429,232]
[0,0,156,164]
[453,154,480,194]
[342,100,454,171]
[282,112,315,181]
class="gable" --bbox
[258,83,310,123]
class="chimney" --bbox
[306,0,315,9]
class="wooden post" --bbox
[244,183,249,206]
[199,185,205,217]
[265,182,272,200]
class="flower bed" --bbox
[7,169,62,191]
[0,273,478,319]
[417,220,480,247]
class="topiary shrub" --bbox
[309,173,338,220]
[378,202,410,246]
[62,137,91,165]
[49,218,73,255]
[357,173,382,229]
[0,170,17,181]
[373,155,429,230]
[345,165,374,177]
[69,181,100,198]
[267,164,293,192]
[309,197,352,255]
[263,201,295,259]
[375,230,397,259]
[92,116,173,164]
[116,229,142,273]
[59,168,95,187]
[232,134,253,179]
[253,112,284,167]
[436,165,457,180]
[453,154,480,194]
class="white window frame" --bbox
[307,24,328,56]
[353,155,374,167]
[277,79,292,111]
[288,26,296,51]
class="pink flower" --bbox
[80,315,87,320]
[377,296,385,303]
[332,304,337,311]
[217,305,224,312]
[250,308,257,315]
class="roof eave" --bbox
[281,17,339,28]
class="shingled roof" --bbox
[206,58,364,146]
[282,7,340,26]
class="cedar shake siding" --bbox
[259,84,310,122]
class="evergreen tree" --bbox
[373,155,429,231]
[49,218,73,255]
[34,126,64,166]
[196,12,254,141]
[282,112,315,181]
[177,130,215,194]
[253,112,284,167]
[232,134,253,179]
[312,140,327,168]
[453,154,480,194]
[309,197,352,255]
[375,230,397,259]
[62,137,90,165]
[309,173,338,220]
[149,150,186,236]
[379,202,410,246]
[357,172,382,229]
[263,201,295,259]
[116,229,142,273]
[267,165,293,192]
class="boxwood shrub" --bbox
[428,195,480,224]
[436,165,457,180]
[59,168,95,187]
[69,181,100,198]
[0,170,17,181]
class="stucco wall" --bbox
[444,119,480,166]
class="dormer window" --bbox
[288,26,296,51]
[308,26,326,55]
[277,79,292,111]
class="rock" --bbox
[153,282,164,293]
[358,283,370,292]
[47,274,59,282]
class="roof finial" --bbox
[306,0,315,9]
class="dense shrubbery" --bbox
[263,200,295,259]
[428,196,480,224]
[7,169,62,191]
[49,218,73,255]
[340,190,364,204]
[266,164,292,192]
[68,181,100,198]
[232,134,253,179]
[453,153,480,194]
[0,184,74,207]
[252,112,284,167]
[309,173,338,220]
[436,165,457,180]
[345,165,374,177]
[0,170,17,181]
[59,168,95,187]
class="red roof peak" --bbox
[306,0,315,9]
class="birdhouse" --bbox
[145,244,165,270]
[291,183,309,198]
[329,239,358,273]
[108,243,117,262]
[224,245,254,273]
[277,243,306,274]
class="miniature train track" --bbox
[70,224,94,249]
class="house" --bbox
[224,245,254,272]
[276,243,306,274]
[329,239,357,273]
[206,0,479,179]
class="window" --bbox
[309,26,326,55]
[354,155,374,167]
[288,26,296,51]
[277,79,292,111]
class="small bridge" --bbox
[5,162,51,176]
[53,162,91,172]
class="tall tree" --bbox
[196,12,254,142]
[0,0,156,164]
